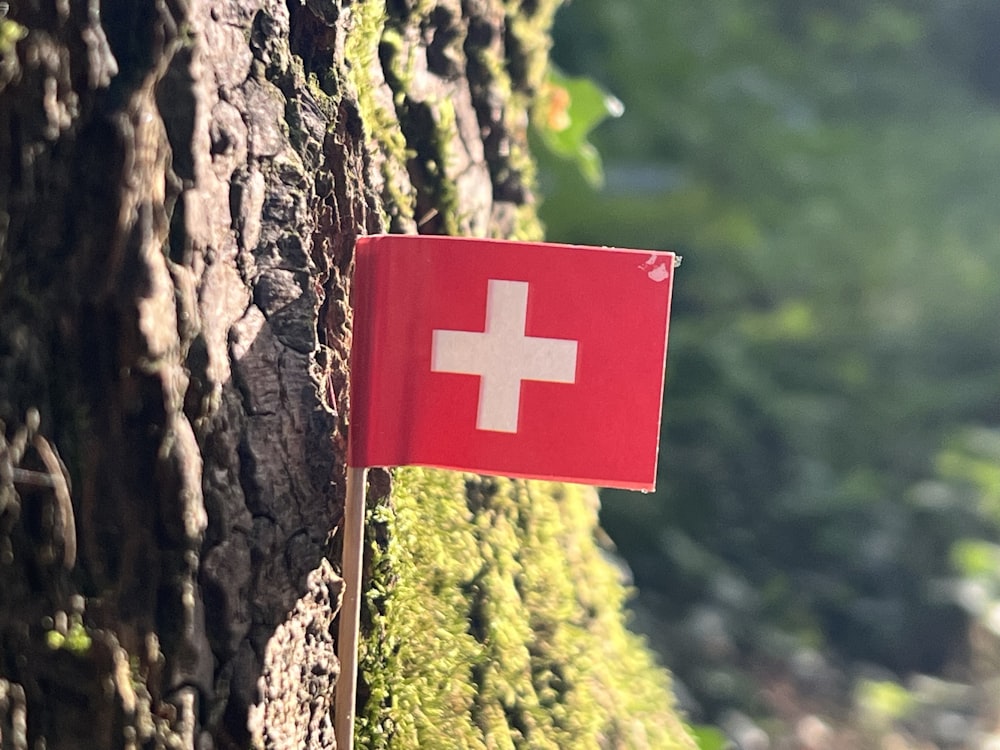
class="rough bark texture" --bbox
[0,0,554,747]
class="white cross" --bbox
[431,279,579,433]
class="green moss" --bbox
[0,19,27,56]
[512,204,545,240]
[344,1,417,227]
[376,16,462,231]
[344,1,390,100]
[63,620,93,655]
[503,0,564,94]
[420,96,462,234]
[344,3,696,746]
[358,469,697,749]
[43,614,92,656]
[340,0,567,234]
[45,629,65,650]
[377,26,413,96]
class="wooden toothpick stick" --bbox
[335,466,367,750]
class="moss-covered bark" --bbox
[0,0,695,747]
[360,470,697,749]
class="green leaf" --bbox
[533,67,622,186]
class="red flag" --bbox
[348,235,676,490]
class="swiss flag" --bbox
[348,235,676,490]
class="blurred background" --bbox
[534,1,1000,747]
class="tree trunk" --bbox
[0,0,555,746]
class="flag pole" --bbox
[335,465,368,750]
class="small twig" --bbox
[0,412,76,568]
[31,434,76,569]
[9,467,57,488]
[417,207,439,228]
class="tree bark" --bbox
[0,0,554,746]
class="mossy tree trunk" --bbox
[0,0,557,746]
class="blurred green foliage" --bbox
[541,0,1000,721]
[935,427,1000,638]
